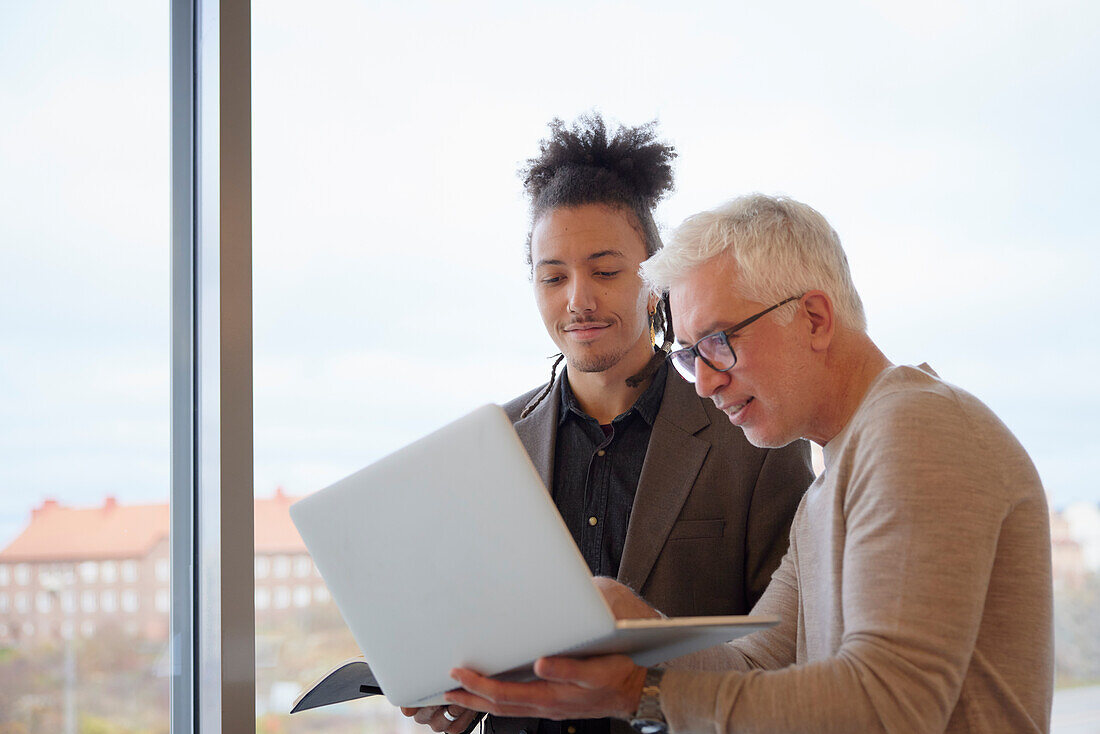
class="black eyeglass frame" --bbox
[668,294,804,382]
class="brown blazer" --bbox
[486,369,814,734]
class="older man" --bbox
[447,194,1054,733]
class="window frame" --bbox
[171,1,254,732]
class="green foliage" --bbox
[79,714,119,734]
[0,624,170,734]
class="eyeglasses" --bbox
[668,294,803,382]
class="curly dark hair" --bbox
[521,113,676,263]
[519,113,678,416]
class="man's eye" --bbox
[596,270,620,278]
[702,333,730,348]
[540,276,563,285]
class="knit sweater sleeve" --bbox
[658,386,1028,734]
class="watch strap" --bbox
[629,667,667,733]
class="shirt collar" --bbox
[557,357,668,427]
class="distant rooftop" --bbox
[0,489,306,562]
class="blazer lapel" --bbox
[618,371,711,592]
[511,375,562,491]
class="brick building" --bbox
[0,490,328,645]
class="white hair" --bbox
[641,193,867,332]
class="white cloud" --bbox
[2,0,1098,535]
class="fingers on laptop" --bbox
[438,705,477,733]
[401,704,477,733]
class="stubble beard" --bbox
[566,347,628,374]
[559,319,649,375]
[734,392,803,450]
[741,425,796,450]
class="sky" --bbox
[1,0,1099,549]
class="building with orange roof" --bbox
[0,490,329,646]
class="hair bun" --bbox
[522,113,676,210]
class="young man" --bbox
[446,194,1054,733]
[406,121,814,734]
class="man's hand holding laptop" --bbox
[448,651,647,723]
[402,578,662,731]
[398,703,479,734]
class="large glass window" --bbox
[0,2,170,731]
[4,2,1094,732]
[251,3,1098,732]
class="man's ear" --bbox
[802,291,835,352]
[646,290,660,316]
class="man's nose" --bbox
[693,356,730,398]
[567,277,597,313]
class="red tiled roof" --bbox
[255,488,308,554]
[0,497,168,562]
[0,490,306,561]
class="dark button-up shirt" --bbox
[541,361,668,734]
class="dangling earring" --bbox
[648,307,657,347]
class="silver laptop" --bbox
[290,403,776,707]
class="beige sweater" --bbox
[660,364,1053,733]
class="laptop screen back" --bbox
[290,404,615,706]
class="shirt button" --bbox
[567,727,577,734]
[588,516,598,526]
[596,449,606,457]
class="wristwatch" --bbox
[629,667,667,734]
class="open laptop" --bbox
[289,403,776,708]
